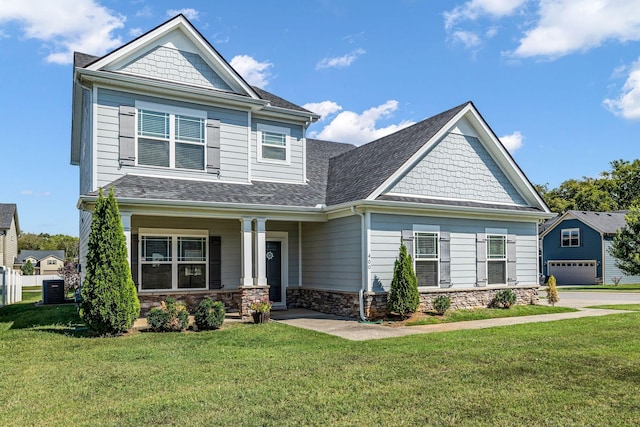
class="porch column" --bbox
[254,217,267,286]
[240,217,253,286]
[120,212,132,265]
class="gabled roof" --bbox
[88,139,355,208]
[0,203,19,232]
[16,250,65,264]
[540,210,628,237]
[251,86,314,114]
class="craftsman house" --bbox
[71,15,553,318]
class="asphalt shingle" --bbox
[0,204,16,230]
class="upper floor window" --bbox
[258,123,290,163]
[47,259,57,265]
[136,102,206,170]
[414,232,439,287]
[561,228,580,247]
[487,234,506,284]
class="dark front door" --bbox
[266,241,282,303]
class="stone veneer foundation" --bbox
[288,286,539,319]
[138,286,270,318]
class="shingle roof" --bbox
[74,52,99,68]
[325,102,470,206]
[91,139,355,207]
[377,195,544,213]
[16,250,65,264]
[251,86,314,114]
[0,204,16,229]
[567,210,628,235]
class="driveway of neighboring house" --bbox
[540,289,640,309]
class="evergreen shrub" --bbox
[147,298,189,332]
[194,299,225,330]
[493,289,517,309]
[387,243,420,318]
[432,295,451,315]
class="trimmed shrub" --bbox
[494,289,517,309]
[546,275,559,306]
[80,187,140,335]
[194,299,225,331]
[147,298,189,332]
[387,243,420,318]
[432,295,451,315]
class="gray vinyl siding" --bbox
[1,218,18,267]
[370,213,537,290]
[251,118,304,183]
[78,210,92,282]
[388,132,527,206]
[131,216,241,289]
[603,238,640,284]
[95,88,249,188]
[267,221,300,286]
[79,88,93,194]
[302,215,361,291]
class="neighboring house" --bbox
[0,204,20,268]
[70,15,553,318]
[540,210,640,285]
[14,250,66,275]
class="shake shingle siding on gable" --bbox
[325,103,468,206]
[118,46,234,91]
[389,133,527,205]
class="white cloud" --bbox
[445,0,527,30]
[451,30,482,49]
[230,55,273,88]
[316,48,365,70]
[0,0,125,64]
[21,190,51,197]
[499,131,524,152]
[512,0,640,58]
[167,8,199,21]
[302,101,343,121]
[128,27,143,38]
[136,6,152,18]
[310,100,415,145]
[603,58,640,119]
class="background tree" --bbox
[18,233,79,261]
[546,275,559,306]
[58,262,80,297]
[387,243,419,318]
[80,187,140,334]
[22,259,34,276]
[608,205,640,276]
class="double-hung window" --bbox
[258,123,290,163]
[139,230,208,291]
[561,228,580,247]
[414,232,439,287]
[487,234,506,284]
[47,259,57,265]
[136,102,206,170]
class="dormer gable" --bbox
[84,14,259,98]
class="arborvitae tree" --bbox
[387,243,420,318]
[609,205,640,276]
[80,187,140,334]
[546,275,559,307]
[22,259,34,276]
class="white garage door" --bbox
[548,260,597,285]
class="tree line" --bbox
[535,159,640,213]
[18,232,79,261]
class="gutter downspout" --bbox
[351,206,368,322]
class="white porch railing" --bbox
[0,266,23,306]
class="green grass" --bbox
[586,304,640,311]
[22,286,42,292]
[559,284,640,292]
[405,305,576,326]
[2,294,640,426]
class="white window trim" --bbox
[138,228,209,292]
[486,233,507,285]
[134,101,207,171]
[257,123,291,165]
[414,231,440,288]
[561,228,580,247]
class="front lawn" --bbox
[404,305,576,326]
[1,296,640,426]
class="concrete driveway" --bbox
[542,289,640,308]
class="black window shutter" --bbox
[206,119,221,173]
[119,105,136,166]
[209,236,222,289]
[130,234,138,285]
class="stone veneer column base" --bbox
[240,286,270,319]
[287,286,540,320]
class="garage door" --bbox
[548,260,597,285]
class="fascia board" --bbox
[539,211,572,238]
[366,104,472,201]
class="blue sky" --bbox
[1,0,640,236]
